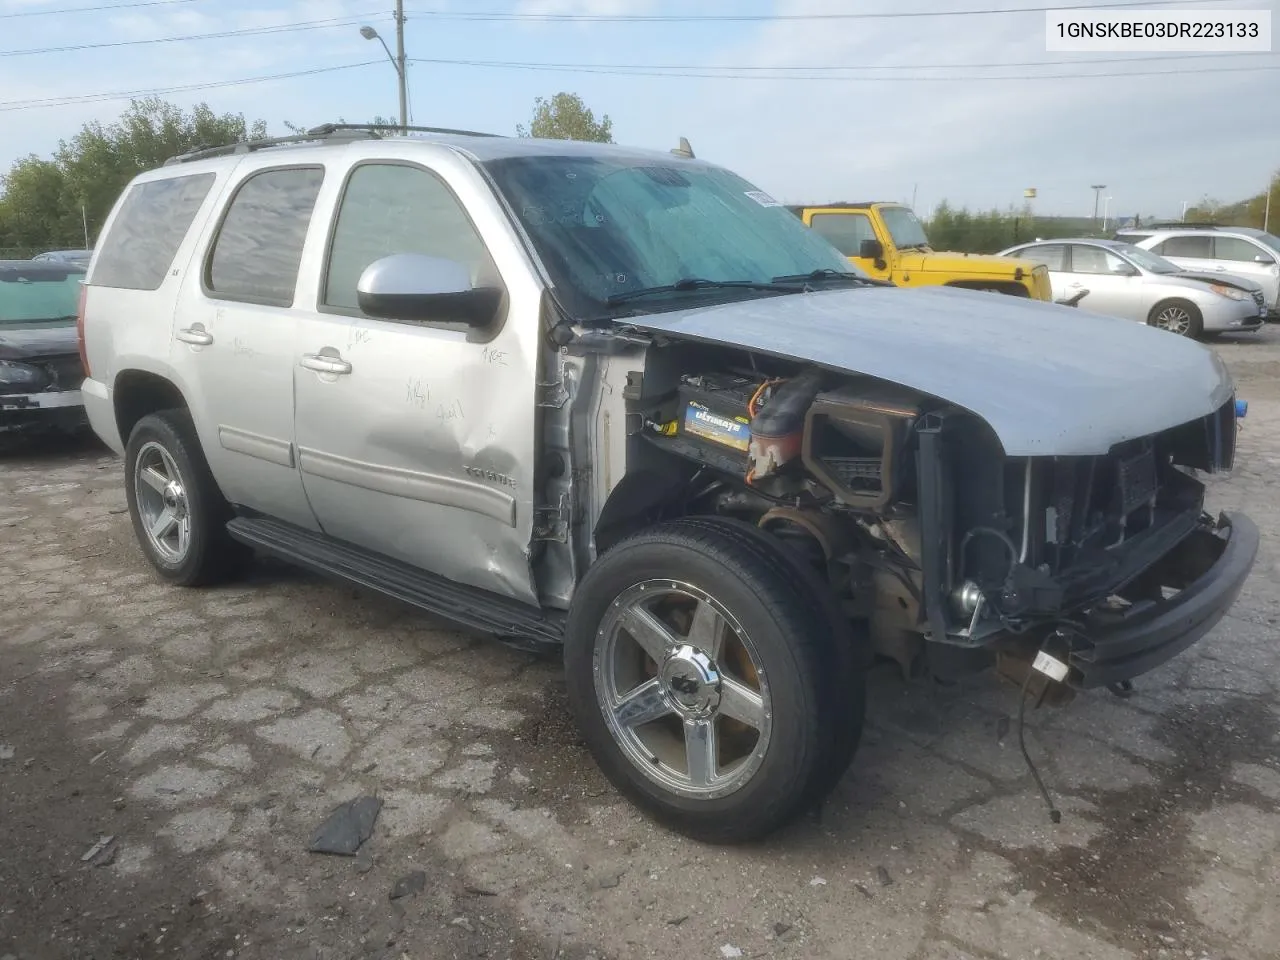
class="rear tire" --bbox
[564,517,861,843]
[124,409,247,586]
[1148,298,1203,338]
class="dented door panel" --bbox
[289,146,545,605]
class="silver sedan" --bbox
[999,238,1266,338]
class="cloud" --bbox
[672,0,1280,216]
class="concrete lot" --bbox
[2,327,1279,960]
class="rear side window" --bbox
[205,166,324,306]
[1155,235,1213,258]
[1017,243,1066,271]
[92,173,215,290]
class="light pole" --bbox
[360,2,407,131]
[1102,196,1113,232]
[1091,184,1106,224]
[1181,200,1190,218]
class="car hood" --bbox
[0,322,79,361]
[625,284,1234,457]
[1170,270,1264,293]
[903,249,1039,278]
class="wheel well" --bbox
[593,466,690,555]
[946,280,1030,297]
[114,370,188,444]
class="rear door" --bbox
[289,152,543,605]
[1149,233,1217,274]
[167,163,326,530]
[1008,243,1069,302]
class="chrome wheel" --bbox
[1153,304,1193,335]
[134,440,191,564]
[594,580,771,799]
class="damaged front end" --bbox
[911,394,1257,691]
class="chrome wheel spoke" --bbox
[686,599,725,659]
[177,516,191,552]
[139,466,169,494]
[719,676,765,729]
[619,606,676,663]
[150,509,178,541]
[684,718,717,787]
[613,678,671,728]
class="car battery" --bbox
[675,373,757,464]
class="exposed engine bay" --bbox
[615,342,1247,693]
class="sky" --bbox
[1,0,1277,220]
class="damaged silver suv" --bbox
[78,124,1258,842]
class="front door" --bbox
[1211,235,1280,310]
[805,210,890,280]
[169,164,326,531]
[290,157,542,605]
[1064,244,1146,321]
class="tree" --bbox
[0,98,265,252]
[516,92,613,143]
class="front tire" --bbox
[1148,298,1203,338]
[564,517,857,842]
[124,409,246,586]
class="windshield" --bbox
[482,155,862,316]
[1114,243,1179,274]
[0,271,84,324]
[879,205,930,249]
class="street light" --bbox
[1091,184,1107,223]
[1102,196,1113,232]
[360,12,407,131]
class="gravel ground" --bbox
[2,326,1279,960]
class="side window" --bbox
[1070,245,1129,275]
[808,213,876,257]
[92,173,215,290]
[1018,244,1066,271]
[205,166,324,306]
[1155,235,1213,258]
[1213,236,1264,262]
[323,162,497,313]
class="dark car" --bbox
[0,260,88,435]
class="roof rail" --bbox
[164,122,504,165]
[308,122,504,139]
[1142,220,1221,229]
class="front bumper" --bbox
[1069,511,1258,688]
[0,388,87,433]
[1203,299,1266,332]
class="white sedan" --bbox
[999,238,1266,338]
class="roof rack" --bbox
[165,122,504,166]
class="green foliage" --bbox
[0,98,265,251]
[924,201,1103,254]
[1184,172,1279,228]
[516,92,613,143]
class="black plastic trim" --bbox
[1070,511,1258,688]
[226,515,564,654]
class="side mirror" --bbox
[1112,261,1139,277]
[356,253,501,327]
[858,238,884,260]
[1254,253,1276,265]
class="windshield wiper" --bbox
[771,269,889,288]
[605,277,792,306]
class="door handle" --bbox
[300,353,352,375]
[176,326,213,346]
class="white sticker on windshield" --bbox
[745,190,782,208]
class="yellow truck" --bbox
[789,202,1052,300]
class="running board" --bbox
[225,516,564,654]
